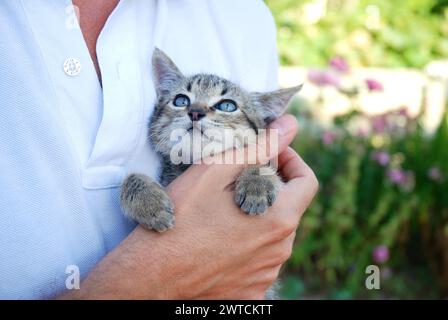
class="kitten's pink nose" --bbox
[188,109,206,122]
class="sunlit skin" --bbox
[72,0,120,81]
[60,1,318,299]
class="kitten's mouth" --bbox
[187,125,218,142]
[187,124,204,134]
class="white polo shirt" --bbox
[0,0,279,298]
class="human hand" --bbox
[61,115,318,299]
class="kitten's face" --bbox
[149,48,302,160]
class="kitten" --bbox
[120,48,302,232]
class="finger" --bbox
[278,147,313,181]
[201,115,298,177]
[278,147,319,213]
[287,231,296,245]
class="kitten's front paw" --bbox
[143,206,174,232]
[120,173,174,232]
[234,166,281,215]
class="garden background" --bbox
[264,0,448,299]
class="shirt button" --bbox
[63,58,82,76]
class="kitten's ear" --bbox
[251,84,303,123]
[152,48,184,94]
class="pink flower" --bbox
[387,168,415,191]
[356,128,369,138]
[371,115,388,134]
[428,166,444,182]
[372,151,390,166]
[322,131,337,145]
[308,69,340,87]
[397,107,409,118]
[388,168,407,185]
[372,245,389,264]
[365,78,384,92]
[329,57,350,73]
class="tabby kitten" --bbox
[120,48,302,232]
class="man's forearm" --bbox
[58,227,169,299]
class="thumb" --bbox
[266,114,299,159]
[237,114,298,165]
[201,114,298,177]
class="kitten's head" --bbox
[149,48,302,160]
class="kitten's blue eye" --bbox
[173,94,190,107]
[215,100,237,112]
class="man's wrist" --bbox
[57,226,173,299]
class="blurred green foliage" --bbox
[265,0,448,300]
[265,0,448,67]
[280,94,448,299]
